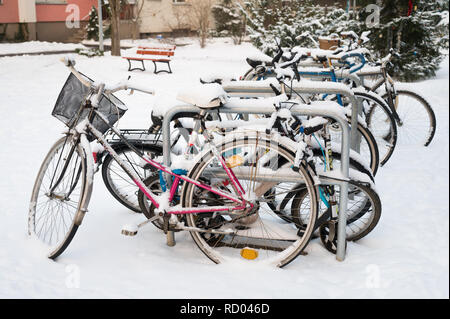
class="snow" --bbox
[0,41,85,55]
[0,38,448,298]
[176,83,228,109]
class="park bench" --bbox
[123,45,176,74]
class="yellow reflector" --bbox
[226,155,244,168]
[241,248,258,260]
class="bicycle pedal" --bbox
[121,223,139,236]
[122,215,160,236]
[121,229,138,236]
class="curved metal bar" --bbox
[222,81,361,152]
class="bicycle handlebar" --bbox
[380,48,401,67]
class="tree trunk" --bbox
[109,0,121,56]
[111,15,121,56]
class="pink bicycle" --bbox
[28,58,319,267]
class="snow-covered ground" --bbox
[0,41,85,55]
[0,39,448,298]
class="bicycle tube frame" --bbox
[366,70,402,124]
[48,135,79,195]
[86,110,249,215]
[48,104,98,196]
[260,68,347,106]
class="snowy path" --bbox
[0,41,85,57]
[0,39,448,298]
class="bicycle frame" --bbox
[360,66,402,124]
[251,53,366,107]
[83,108,251,216]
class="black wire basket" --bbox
[52,72,127,138]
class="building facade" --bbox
[0,0,97,42]
[1,0,352,42]
[138,0,350,38]
[139,0,206,37]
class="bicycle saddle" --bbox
[177,83,228,109]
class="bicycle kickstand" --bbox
[163,213,176,247]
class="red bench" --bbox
[123,45,176,74]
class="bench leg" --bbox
[153,61,172,74]
[127,59,146,72]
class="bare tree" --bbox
[187,0,214,48]
[108,0,121,56]
[166,4,192,36]
[130,0,145,41]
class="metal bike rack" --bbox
[161,92,354,261]
[221,80,361,151]
[298,71,362,87]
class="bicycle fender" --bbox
[74,134,94,226]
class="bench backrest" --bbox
[136,49,175,57]
[136,45,176,57]
[138,45,176,50]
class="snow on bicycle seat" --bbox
[246,51,273,66]
[177,83,228,109]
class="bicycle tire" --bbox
[354,91,398,166]
[265,149,374,219]
[241,71,380,174]
[181,133,319,268]
[329,120,380,176]
[292,179,382,242]
[101,143,162,212]
[312,148,374,182]
[28,136,88,259]
[382,89,436,147]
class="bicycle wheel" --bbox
[101,143,161,212]
[329,120,380,176]
[292,179,381,242]
[28,136,88,259]
[181,133,318,267]
[382,89,436,147]
[355,91,398,166]
[242,68,256,81]
[263,148,375,223]
[311,148,374,182]
[138,174,166,230]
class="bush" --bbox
[240,0,449,81]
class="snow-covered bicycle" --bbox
[28,57,322,267]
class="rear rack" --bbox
[105,128,163,146]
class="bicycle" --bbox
[28,57,321,267]
[263,36,436,148]
[102,67,380,214]
[242,45,395,167]
[98,114,198,212]
[167,70,382,253]
[357,49,437,147]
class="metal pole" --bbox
[98,0,104,52]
